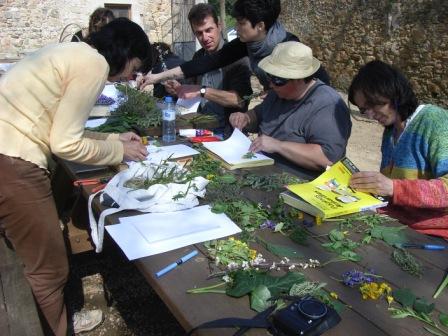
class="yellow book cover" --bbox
[281,157,388,219]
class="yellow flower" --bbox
[206,174,215,180]
[249,249,257,260]
[387,296,394,305]
[330,292,338,300]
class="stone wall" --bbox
[0,0,173,60]
[281,0,448,107]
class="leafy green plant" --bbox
[390,288,448,336]
[89,84,161,133]
[391,249,423,277]
[212,200,269,234]
[242,172,303,191]
[321,229,361,262]
[433,272,448,299]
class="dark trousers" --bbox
[0,154,68,336]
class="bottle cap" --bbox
[164,96,173,103]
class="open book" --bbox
[280,157,388,219]
[202,129,274,170]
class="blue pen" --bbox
[155,250,198,278]
[399,243,447,251]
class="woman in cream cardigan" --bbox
[0,18,151,335]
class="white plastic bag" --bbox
[89,161,209,252]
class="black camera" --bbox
[273,297,341,336]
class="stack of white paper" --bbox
[144,144,200,163]
[105,205,241,260]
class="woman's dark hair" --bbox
[87,18,152,77]
[88,7,115,34]
[231,0,281,31]
[188,3,219,26]
[348,60,419,122]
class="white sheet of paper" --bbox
[101,84,120,112]
[106,205,241,260]
[176,97,201,115]
[203,128,272,164]
[85,118,108,128]
[144,144,200,162]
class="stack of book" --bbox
[280,157,388,219]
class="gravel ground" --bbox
[67,246,184,336]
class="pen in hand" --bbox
[155,250,198,278]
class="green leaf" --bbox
[361,235,372,244]
[393,288,417,307]
[370,226,383,239]
[433,273,448,299]
[413,298,435,314]
[217,174,237,184]
[288,227,308,246]
[226,270,305,298]
[382,231,407,246]
[329,229,345,241]
[388,307,412,319]
[340,250,361,262]
[250,285,272,312]
[266,242,303,259]
[439,312,448,327]
[423,326,446,336]
[274,222,285,232]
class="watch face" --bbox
[200,87,206,94]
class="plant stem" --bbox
[433,272,448,299]
[187,281,227,294]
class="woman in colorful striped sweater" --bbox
[348,60,448,239]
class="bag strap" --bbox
[186,305,277,336]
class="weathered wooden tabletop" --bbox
[57,160,448,336]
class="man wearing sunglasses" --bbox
[229,42,351,179]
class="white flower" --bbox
[222,275,232,283]
[288,265,296,270]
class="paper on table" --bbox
[143,144,200,163]
[106,205,241,260]
[176,97,201,115]
[203,128,272,165]
[85,118,108,128]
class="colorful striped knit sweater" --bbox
[379,104,448,239]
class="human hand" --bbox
[138,72,160,90]
[248,134,279,154]
[229,112,250,130]
[349,171,394,196]
[164,80,181,96]
[119,132,141,142]
[175,84,201,99]
[122,141,148,162]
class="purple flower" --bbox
[260,220,276,230]
[96,94,115,106]
[342,269,377,287]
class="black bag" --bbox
[186,296,341,336]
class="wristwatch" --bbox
[200,85,207,98]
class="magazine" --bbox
[280,157,388,219]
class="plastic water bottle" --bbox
[162,96,176,143]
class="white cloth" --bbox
[89,161,209,252]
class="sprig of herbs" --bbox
[391,249,423,277]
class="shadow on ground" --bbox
[66,240,184,336]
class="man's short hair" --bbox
[231,0,281,31]
[188,3,219,26]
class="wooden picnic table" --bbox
[56,157,448,336]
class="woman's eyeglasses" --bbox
[267,73,289,87]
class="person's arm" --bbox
[50,55,147,164]
[392,178,448,208]
[176,84,244,108]
[249,137,331,171]
[139,39,248,88]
